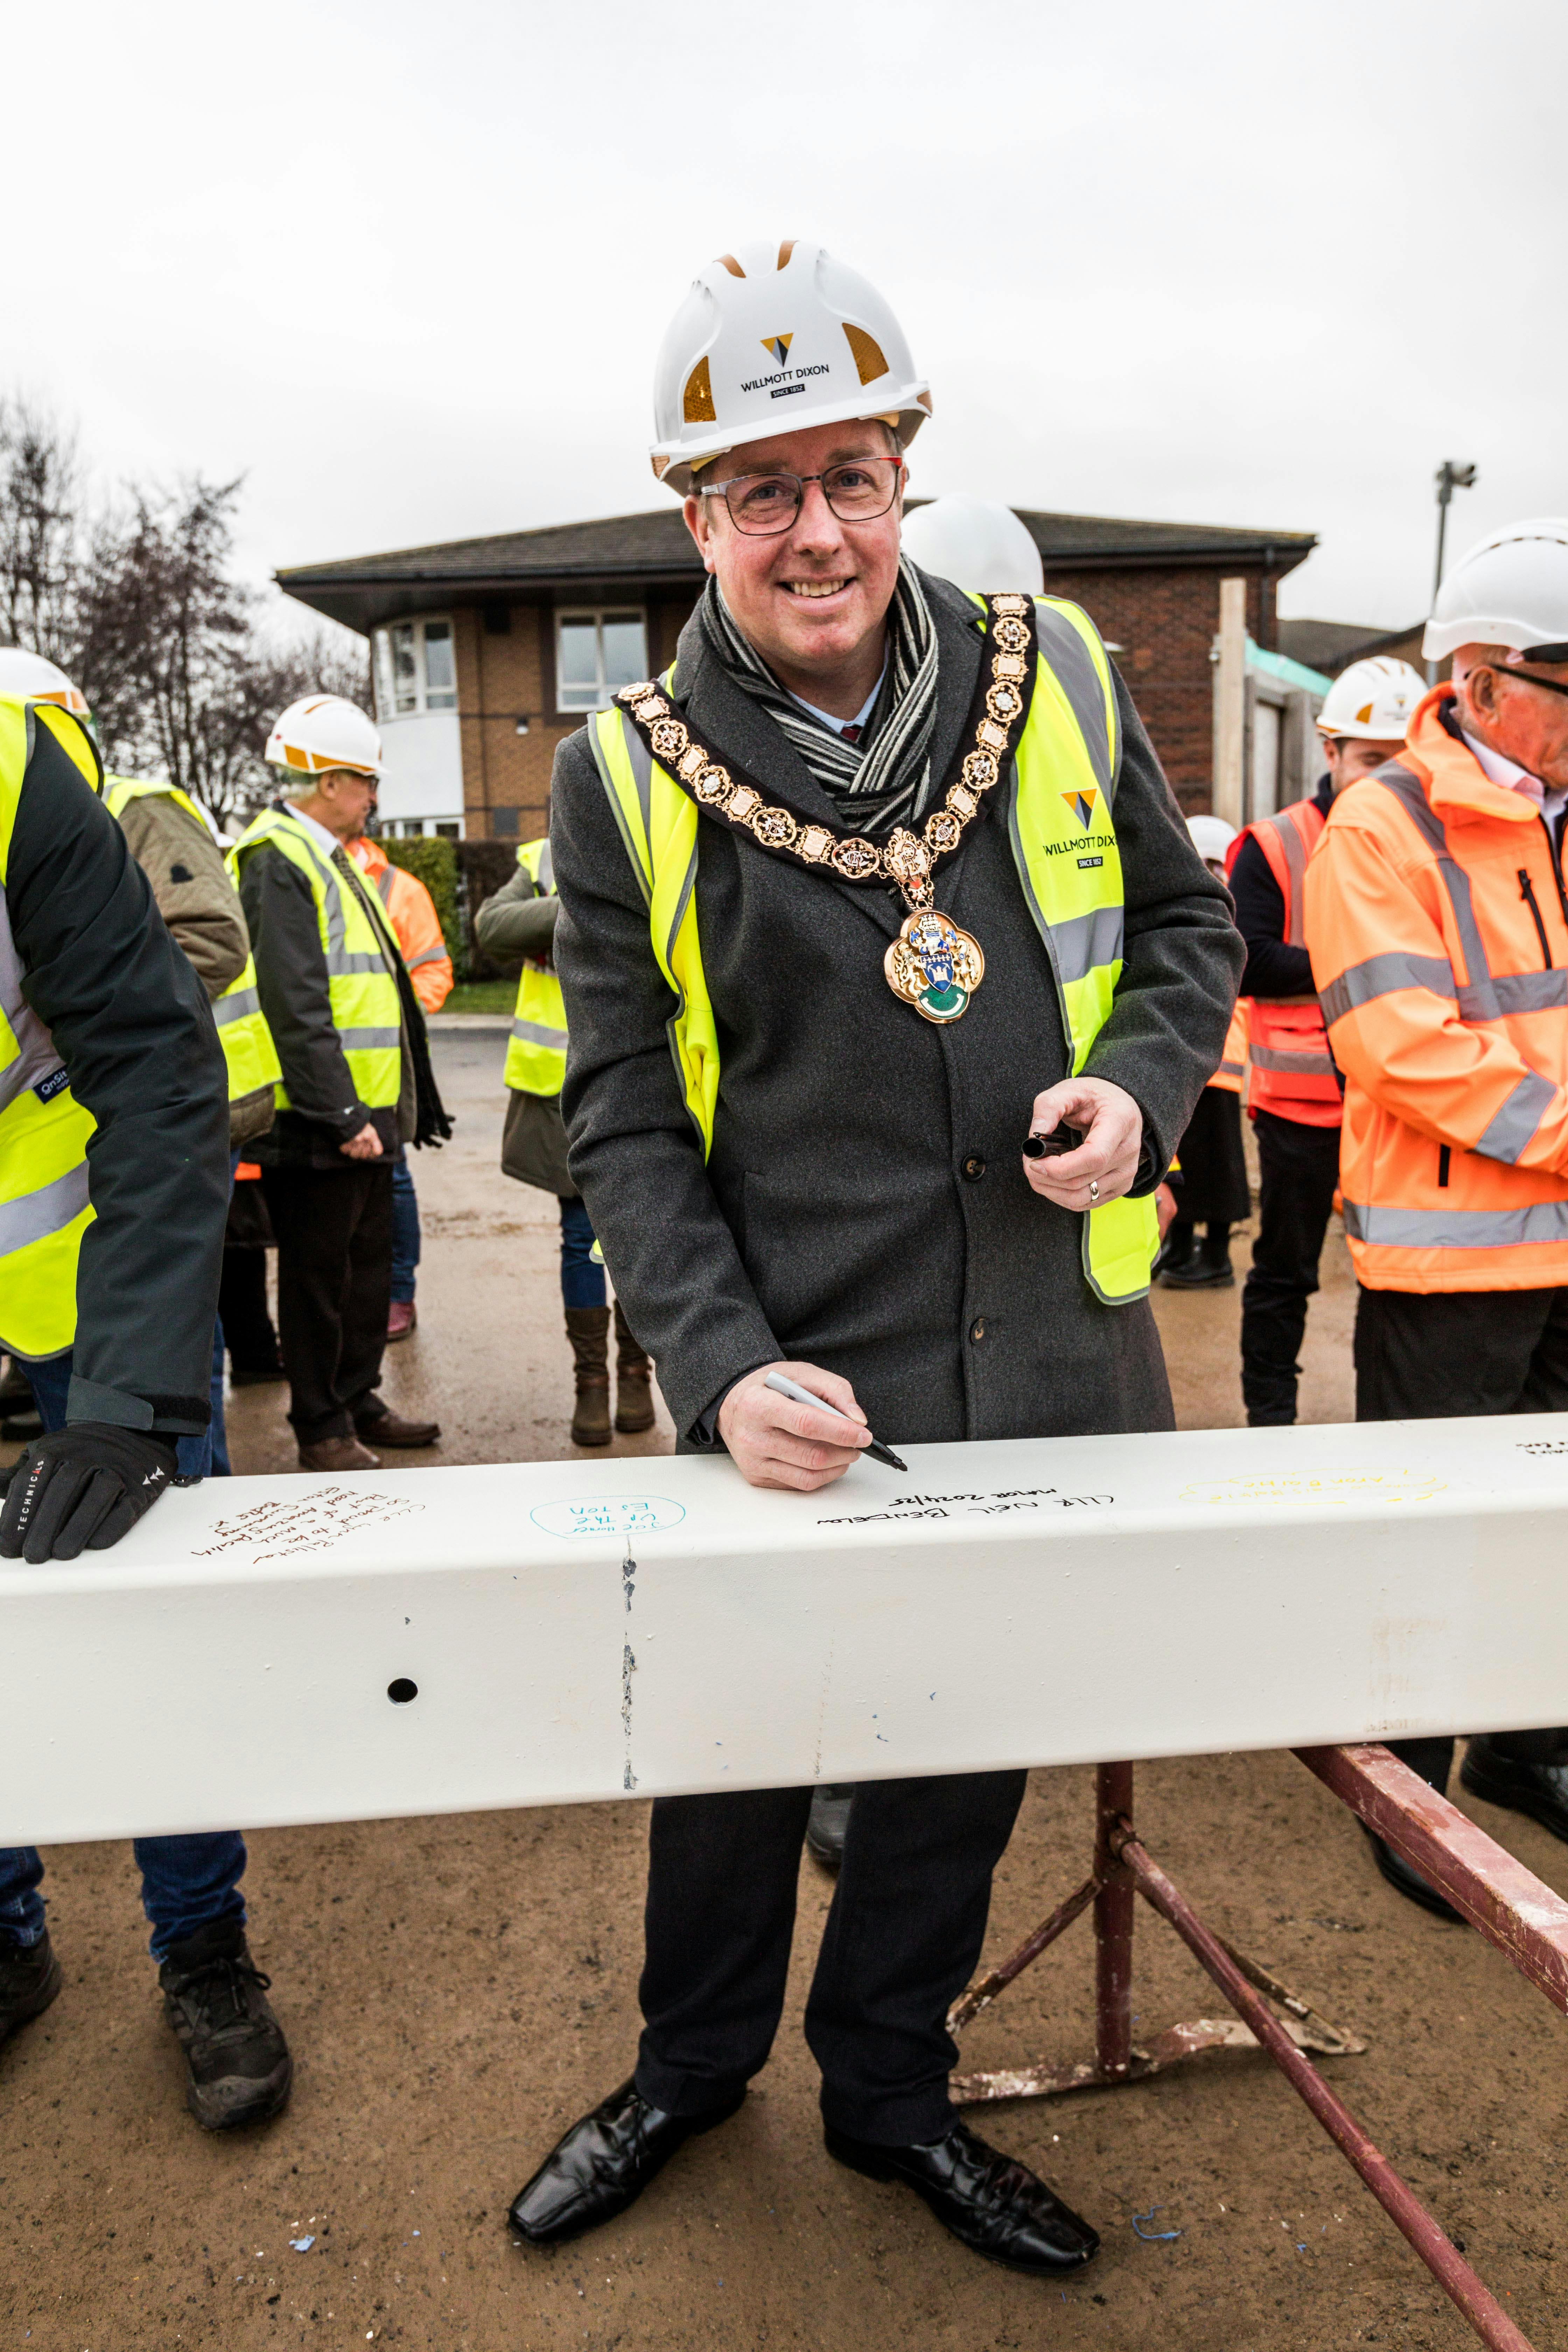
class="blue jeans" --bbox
[560,1194,606,1311]
[19,1335,228,1480]
[0,1834,247,1962]
[390,1157,420,1305]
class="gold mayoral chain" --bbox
[615,594,1038,1026]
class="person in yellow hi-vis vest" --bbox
[0,665,298,2138]
[232,696,449,1472]
[475,840,654,1444]
[506,238,1241,2275]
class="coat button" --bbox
[962,1155,986,1182]
[970,1317,987,1343]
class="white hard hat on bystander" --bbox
[1315,657,1426,742]
[0,647,91,718]
[899,496,1045,596]
[265,695,383,779]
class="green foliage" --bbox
[383,836,462,971]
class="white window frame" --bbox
[554,606,649,712]
[373,615,458,721]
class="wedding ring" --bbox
[1088,1179,1100,1202]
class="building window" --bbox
[555,609,648,711]
[491,806,519,836]
[372,617,458,720]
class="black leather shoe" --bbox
[508,2077,743,2246]
[1363,1827,1464,1923]
[825,2118,1099,2274]
[806,1785,854,1871]
[0,1928,62,2047]
[1461,1738,1568,1843]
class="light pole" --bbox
[1428,461,1477,684]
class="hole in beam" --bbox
[387,1678,419,1705]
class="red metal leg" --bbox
[1094,1761,1134,2080]
[1296,1744,1568,2013]
[1116,1825,1534,2352]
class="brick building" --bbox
[278,504,1315,840]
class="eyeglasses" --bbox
[700,455,903,536]
[1497,664,1568,705]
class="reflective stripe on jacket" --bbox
[1210,999,1249,1096]
[348,835,454,1013]
[1236,799,1340,1126]
[1305,686,1568,1292]
[230,806,404,1112]
[587,596,1161,1307]
[103,777,281,1104]
[504,837,568,1097]
[0,696,101,1356]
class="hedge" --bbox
[380,834,524,982]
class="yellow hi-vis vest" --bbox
[503,836,568,1096]
[102,777,281,1105]
[230,805,403,1111]
[0,694,103,1357]
[587,596,1160,1306]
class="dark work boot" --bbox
[158,1919,292,2130]
[1156,1220,1197,1283]
[613,1299,656,1434]
[1162,1224,1235,1289]
[1461,1737,1568,1844]
[566,1306,612,1447]
[806,1786,854,1871]
[0,1929,62,2047]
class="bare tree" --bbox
[0,400,369,831]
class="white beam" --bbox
[7,1415,1568,1846]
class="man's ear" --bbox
[683,493,718,574]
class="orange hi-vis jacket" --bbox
[1304,688,1568,1293]
[1236,800,1341,1127]
[1210,999,1249,1096]
[348,836,454,1014]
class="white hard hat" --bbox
[650,238,930,495]
[265,694,383,779]
[1423,518,1568,664]
[0,646,91,718]
[1315,656,1427,741]
[899,496,1045,596]
[1186,814,1236,866]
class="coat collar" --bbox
[1399,687,1542,826]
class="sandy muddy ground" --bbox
[4,1035,1562,2352]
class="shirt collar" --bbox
[787,656,888,739]
[1460,725,1541,798]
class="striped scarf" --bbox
[696,557,940,834]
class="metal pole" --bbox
[1429,461,1477,685]
[1093,1761,1135,2078]
[1117,1828,1535,2352]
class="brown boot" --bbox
[613,1298,656,1434]
[565,1306,611,1446]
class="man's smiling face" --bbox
[684,418,904,698]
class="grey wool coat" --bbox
[551,568,1244,1450]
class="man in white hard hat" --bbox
[1227,657,1424,1413]
[1304,522,1568,1912]
[230,699,448,1470]
[0,663,294,2134]
[506,240,1240,2274]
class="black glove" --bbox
[0,1423,179,1563]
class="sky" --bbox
[8,0,1564,642]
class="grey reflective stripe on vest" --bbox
[1249,1044,1336,1074]
[325,949,391,976]
[1051,902,1125,984]
[212,986,261,1028]
[1342,1196,1568,1249]
[0,889,64,1113]
[336,1027,401,1050]
[594,720,653,909]
[1033,602,1117,800]
[511,1015,568,1050]
[0,1160,89,1256]
[1472,1069,1558,1164]
[375,868,395,906]
[1374,765,1502,1014]
[1319,950,1458,1026]
[1253,807,1310,944]
[535,840,555,891]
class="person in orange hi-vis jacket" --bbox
[1227,658,1424,1422]
[347,832,454,1342]
[1304,517,1568,1917]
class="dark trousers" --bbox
[260,1163,393,1444]
[1356,1282,1568,1789]
[219,1248,282,1378]
[634,1769,1027,2146]
[1240,1110,1342,1426]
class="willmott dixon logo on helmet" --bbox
[1063,788,1099,831]
[760,334,793,366]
